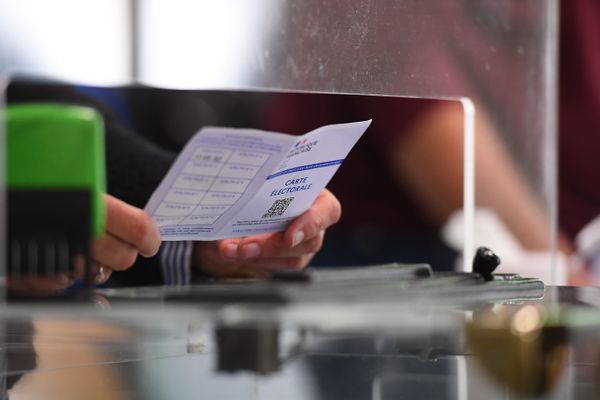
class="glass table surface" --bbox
[0,283,599,399]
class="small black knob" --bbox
[473,247,501,281]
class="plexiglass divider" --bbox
[138,0,559,281]
[1,0,559,282]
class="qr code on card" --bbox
[262,197,294,218]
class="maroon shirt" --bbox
[260,93,440,231]
[559,0,600,239]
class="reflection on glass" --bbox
[6,318,131,400]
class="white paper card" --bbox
[145,120,371,240]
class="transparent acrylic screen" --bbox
[1,0,557,279]
[142,0,558,278]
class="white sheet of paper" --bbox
[145,120,371,240]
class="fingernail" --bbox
[292,231,305,247]
[241,243,260,259]
[224,243,238,258]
